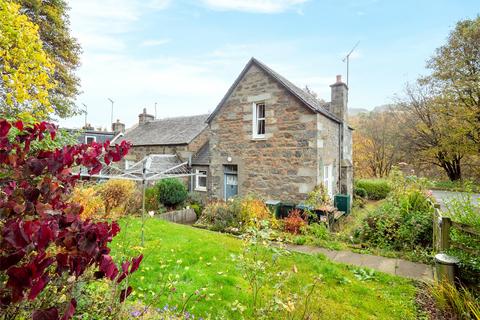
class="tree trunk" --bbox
[437,153,462,181]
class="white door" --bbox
[323,165,334,199]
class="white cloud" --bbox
[201,0,308,13]
[140,39,171,47]
[61,51,231,129]
[76,33,126,52]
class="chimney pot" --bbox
[336,75,342,83]
[138,108,154,125]
[112,119,125,133]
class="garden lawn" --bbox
[110,217,420,319]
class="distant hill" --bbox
[349,104,395,116]
[373,104,394,112]
[349,108,369,116]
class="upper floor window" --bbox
[85,135,96,144]
[252,102,266,139]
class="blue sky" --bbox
[60,0,479,129]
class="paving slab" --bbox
[395,259,433,281]
[332,251,365,266]
[284,243,434,281]
[359,254,397,275]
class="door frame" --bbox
[223,165,238,200]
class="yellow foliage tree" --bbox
[351,111,404,178]
[97,179,137,217]
[237,195,272,227]
[69,186,105,220]
[0,0,56,119]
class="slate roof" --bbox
[65,129,116,144]
[192,142,209,165]
[206,57,343,124]
[120,114,209,146]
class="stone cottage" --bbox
[120,58,353,204]
[205,58,353,203]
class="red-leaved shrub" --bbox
[284,209,306,234]
[0,119,141,319]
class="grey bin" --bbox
[434,253,459,283]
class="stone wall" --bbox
[158,208,197,224]
[208,64,325,203]
[316,113,341,196]
[187,129,209,154]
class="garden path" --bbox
[282,243,434,282]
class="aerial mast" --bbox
[342,41,360,88]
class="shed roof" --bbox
[120,114,209,146]
[192,142,209,165]
[206,57,342,124]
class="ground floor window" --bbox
[195,169,207,191]
[85,135,96,144]
[323,164,334,199]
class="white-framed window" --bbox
[252,102,266,139]
[85,135,96,144]
[195,169,207,192]
[323,164,334,199]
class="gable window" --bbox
[195,169,207,192]
[85,135,96,144]
[252,102,266,139]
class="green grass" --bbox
[429,180,480,192]
[110,217,420,319]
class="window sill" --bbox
[195,187,207,192]
[251,136,266,141]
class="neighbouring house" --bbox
[65,121,125,178]
[119,109,209,170]
[66,120,125,145]
[120,58,353,205]
[205,58,353,203]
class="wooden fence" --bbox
[433,204,480,253]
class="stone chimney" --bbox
[138,108,154,124]
[82,123,94,131]
[329,75,348,122]
[112,119,125,133]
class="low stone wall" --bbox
[158,208,197,224]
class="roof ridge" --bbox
[206,57,342,124]
[150,114,210,122]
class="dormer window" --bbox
[252,102,266,139]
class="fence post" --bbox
[433,209,439,251]
[440,216,452,251]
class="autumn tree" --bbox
[14,0,82,118]
[396,82,468,181]
[0,119,140,319]
[425,16,480,150]
[352,110,403,178]
[0,0,56,119]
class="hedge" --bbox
[355,179,391,200]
